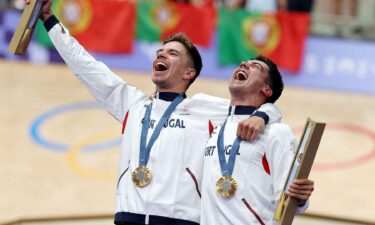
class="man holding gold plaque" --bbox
[25,0,283,224]
[201,56,314,225]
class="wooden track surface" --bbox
[0,60,374,224]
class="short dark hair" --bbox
[252,55,284,103]
[163,32,202,85]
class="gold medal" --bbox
[132,166,152,187]
[216,176,237,198]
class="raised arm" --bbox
[27,0,147,122]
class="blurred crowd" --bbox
[0,0,315,12]
[0,0,25,10]
[1,0,374,40]
[167,0,314,12]
[2,0,362,16]
[0,0,359,15]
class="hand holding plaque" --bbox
[8,0,43,55]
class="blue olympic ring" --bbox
[29,102,121,152]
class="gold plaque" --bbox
[273,118,326,225]
[216,176,237,198]
[9,0,43,55]
[132,166,152,188]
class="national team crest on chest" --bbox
[176,104,191,115]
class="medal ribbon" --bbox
[139,94,184,166]
[217,119,242,177]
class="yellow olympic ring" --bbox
[66,131,120,182]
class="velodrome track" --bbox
[0,59,374,224]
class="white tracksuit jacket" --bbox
[201,107,307,225]
[45,16,282,225]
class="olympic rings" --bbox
[66,130,119,181]
[30,103,375,177]
[293,123,375,171]
[29,102,121,152]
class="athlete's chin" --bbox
[152,75,164,83]
[152,77,169,89]
[152,71,168,82]
[229,82,246,90]
[229,84,247,95]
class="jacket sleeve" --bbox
[190,94,282,126]
[254,103,282,125]
[45,15,147,122]
[191,93,229,127]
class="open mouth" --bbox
[235,70,248,81]
[155,61,169,72]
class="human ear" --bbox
[183,68,196,81]
[261,85,272,98]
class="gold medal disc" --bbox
[216,176,237,198]
[132,166,152,187]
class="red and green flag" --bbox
[218,8,310,72]
[36,0,135,53]
[136,1,216,47]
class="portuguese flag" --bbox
[218,8,310,72]
[136,1,216,47]
[36,0,135,53]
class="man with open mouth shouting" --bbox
[28,0,283,224]
[201,56,314,225]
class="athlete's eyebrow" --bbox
[156,48,180,53]
[249,61,264,71]
[167,49,180,55]
[156,48,181,55]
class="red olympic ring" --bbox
[293,123,375,171]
